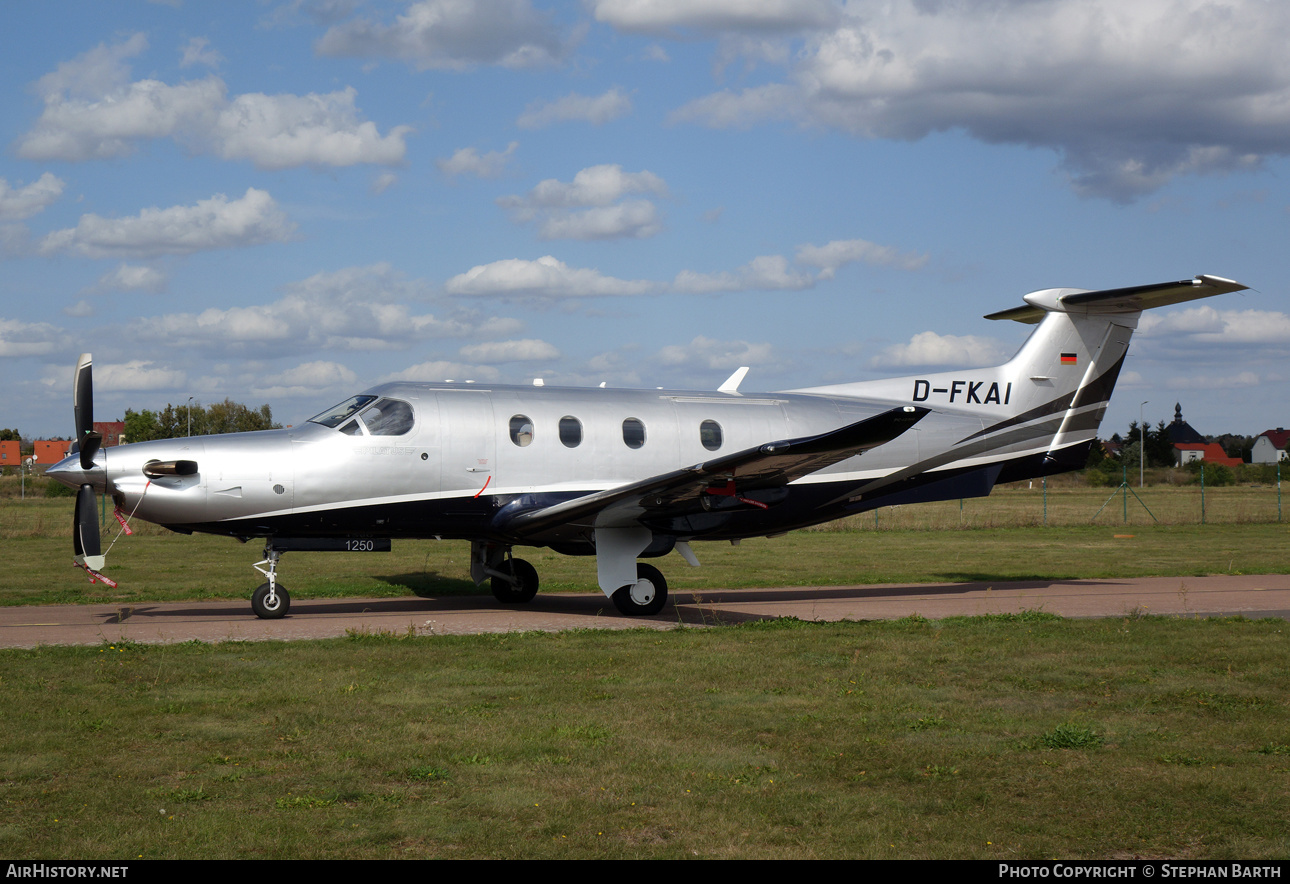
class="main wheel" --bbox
[491,557,539,604]
[252,582,290,619]
[611,563,668,616]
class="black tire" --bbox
[611,563,668,616]
[252,582,290,619]
[491,558,539,604]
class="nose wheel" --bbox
[251,545,290,619]
[252,581,290,619]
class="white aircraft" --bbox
[48,274,1246,619]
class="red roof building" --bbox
[1252,428,1289,464]
[1174,443,1242,468]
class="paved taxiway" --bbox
[1,574,1287,648]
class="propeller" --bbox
[69,353,113,585]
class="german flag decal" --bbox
[1060,353,1078,365]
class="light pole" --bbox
[187,395,194,436]
[1139,400,1149,487]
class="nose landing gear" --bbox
[252,545,290,619]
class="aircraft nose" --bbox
[46,453,106,492]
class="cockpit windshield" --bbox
[309,395,415,436]
[308,395,377,428]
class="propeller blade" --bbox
[74,483,105,571]
[73,354,102,470]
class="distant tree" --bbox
[123,400,281,441]
[1123,420,1174,468]
[123,409,163,443]
[0,428,21,442]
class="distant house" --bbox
[93,421,125,447]
[33,440,71,466]
[0,440,18,467]
[1252,428,1290,464]
[1174,442,1242,468]
[1165,403,1206,445]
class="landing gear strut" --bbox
[251,544,290,619]
[471,541,539,604]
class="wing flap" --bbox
[495,405,929,537]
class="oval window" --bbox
[559,416,582,448]
[700,419,723,451]
[622,417,646,449]
[509,415,534,447]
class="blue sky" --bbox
[2,0,1287,443]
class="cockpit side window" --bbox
[360,399,415,436]
[309,395,377,428]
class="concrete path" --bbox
[2,574,1287,648]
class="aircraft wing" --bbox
[495,405,928,537]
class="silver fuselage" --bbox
[50,380,1033,547]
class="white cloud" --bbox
[213,88,413,169]
[508,164,668,209]
[445,255,656,299]
[591,0,841,34]
[656,335,778,372]
[672,254,813,293]
[872,331,1010,369]
[1163,371,1263,391]
[95,360,187,391]
[516,88,632,129]
[134,263,506,352]
[92,264,167,294]
[536,200,663,241]
[251,360,358,398]
[1140,306,1290,345]
[316,0,567,70]
[795,238,928,276]
[499,164,669,240]
[459,338,561,362]
[668,0,1290,200]
[436,142,518,178]
[0,173,65,221]
[18,35,411,169]
[0,318,62,357]
[381,360,501,383]
[370,172,398,194]
[40,188,296,259]
[179,37,223,69]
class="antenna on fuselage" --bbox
[718,366,750,394]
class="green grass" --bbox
[1,617,1286,859]
[3,489,1288,608]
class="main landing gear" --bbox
[470,539,671,615]
[611,563,668,617]
[471,541,540,604]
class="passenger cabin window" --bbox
[360,398,414,436]
[700,419,723,451]
[622,417,646,449]
[510,415,534,447]
[559,416,582,448]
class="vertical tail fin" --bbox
[792,274,1246,473]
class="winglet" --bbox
[718,366,749,394]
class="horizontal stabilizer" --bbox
[497,406,928,537]
[985,274,1247,324]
